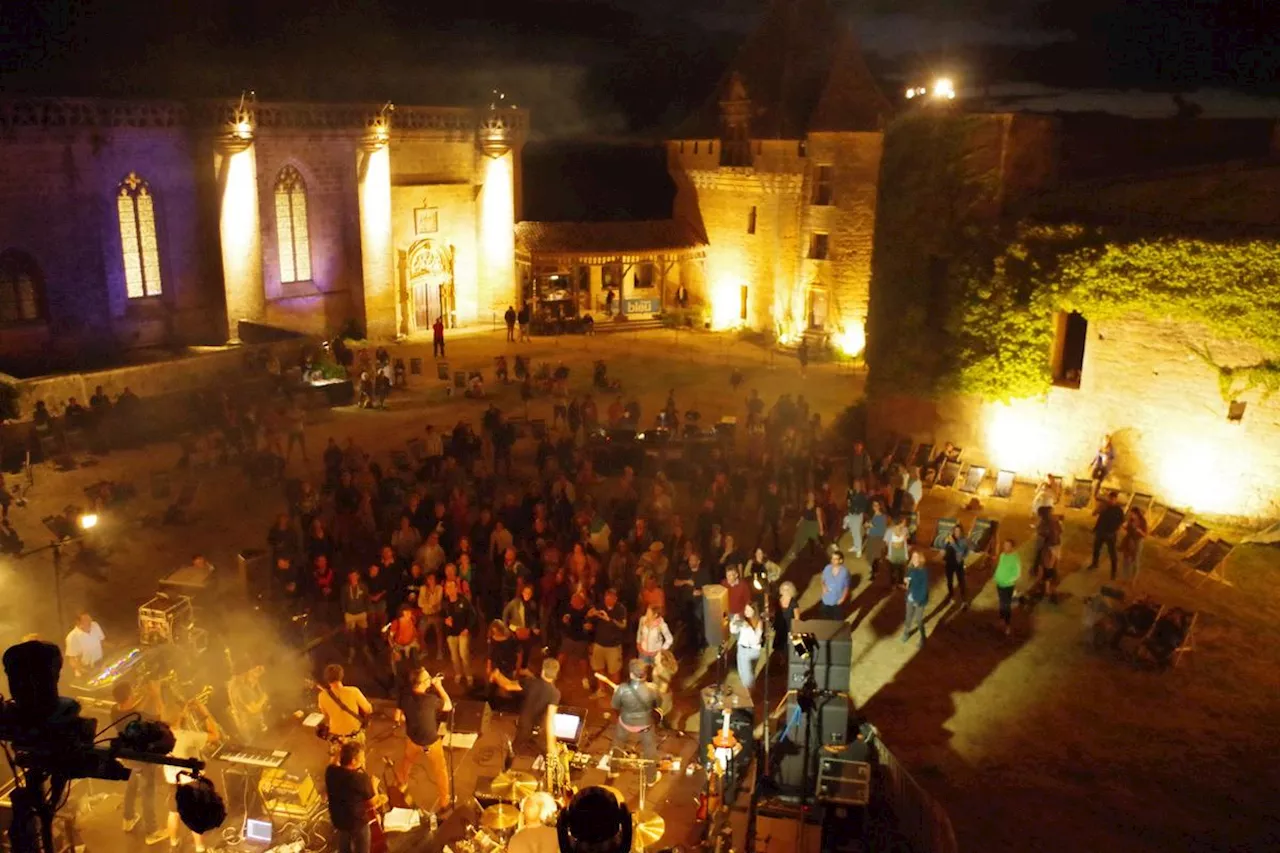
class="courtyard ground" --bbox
[1,328,1278,852]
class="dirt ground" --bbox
[3,327,1279,852]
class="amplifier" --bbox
[816,758,871,806]
[452,699,491,735]
[787,661,851,692]
[787,620,852,667]
[258,768,321,818]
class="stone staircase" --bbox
[595,316,666,334]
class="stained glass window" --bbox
[274,166,311,283]
[117,173,163,298]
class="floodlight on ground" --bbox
[790,632,817,660]
[933,78,957,100]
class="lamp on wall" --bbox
[223,90,256,150]
[478,90,514,158]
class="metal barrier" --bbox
[874,737,960,853]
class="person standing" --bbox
[441,578,476,686]
[504,305,517,342]
[113,682,165,844]
[227,664,269,741]
[901,551,928,648]
[1090,435,1116,497]
[863,499,889,581]
[1087,491,1124,576]
[64,611,106,677]
[635,605,673,666]
[604,288,615,317]
[325,741,384,853]
[789,491,824,558]
[1038,509,1064,603]
[730,604,764,689]
[994,539,1021,636]
[518,303,531,342]
[432,316,446,358]
[1119,507,1148,583]
[341,569,371,662]
[844,480,870,558]
[797,338,809,378]
[818,550,850,620]
[394,667,453,811]
[318,664,374,762]
[515,659,561,755]
[942,524,971,607]
[587,588,627,695]
[610,660,660,784]
[559,590,593,691]
[773,581,799,655]
[885,516,910,584]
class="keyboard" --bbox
[214,743,290,768]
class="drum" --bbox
[702,584,728,648]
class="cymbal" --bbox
[480,804,521,832]
[491,770,537,801]
[632,809,665,849]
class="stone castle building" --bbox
[865,112,1280,519]
[666,0,889,350]
[0,97,526,374]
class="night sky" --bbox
[2,1,1279,137]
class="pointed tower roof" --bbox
[676,0,889,139]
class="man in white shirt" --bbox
[65,611,105,676]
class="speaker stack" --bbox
[786,619,852,691]
[773,692,853,793]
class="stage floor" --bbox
[68,697,707,853]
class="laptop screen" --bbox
[245,818,273,843]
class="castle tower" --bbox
[667,0,889,353]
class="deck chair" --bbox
[1126,493,1154,516]
[969,517,997,553]
[1184,538,1233,586]
[937,459,963,489]
[993,470,1016,499]
[931,517,957,550]
[1151,508,1185,539]
[958,465,986,495]
[911,443,934,470]
[1171,522,1208,553]
[1068,477,1094,509]
[436,361,450,381]
[1138,606,1198,669]
[453,371,467,389]
[410,357,423,375]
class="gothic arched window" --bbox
[274,165,312,283]
[116,172,163,298]
[0,249,45,323]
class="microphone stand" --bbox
[447,706,458,811]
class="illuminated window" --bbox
[1051,311,1087,388]
[116,172,162,298]
[603,263,623,289]
[808,233,829,260]
[634,263,656,289]
[0,249,44,323]
[812,165,833,205]
[1228,401,1247,422]
[274,165,312,283]
[747,206,757,234]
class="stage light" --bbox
[77,514,98,531]
[933,78,956,100]
[790,632,817,659]
[834,324,866,357]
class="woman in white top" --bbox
[635,605,673,665]
[731,604,764,690]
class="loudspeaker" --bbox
[773,693,852,793]
[238,548,272,600]
[452,700,491,735]
[787,620,853,667]
[787,661,851,692]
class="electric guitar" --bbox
[592,673,665,722]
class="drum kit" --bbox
[464,758,670,853]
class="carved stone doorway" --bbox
[406,238,455,332]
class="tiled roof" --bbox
[515,220,706,256]
[675,0,889,138]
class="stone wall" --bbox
[0,126,224,371]
[871,314,1280,521]
[391,183,479,329]
[255,131,363,327]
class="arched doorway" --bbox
[805,285,829,330]
[406,239,455,333]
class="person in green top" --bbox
[993,539,1021,636]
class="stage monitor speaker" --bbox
[787,620,853,667]
[452,699,492,735]
[773,694,852,793]
[787,661,851,692]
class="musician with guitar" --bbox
[227,662,269,741]
[608,659,661,785]
[325,741,388,853]
[318,664,373,762]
